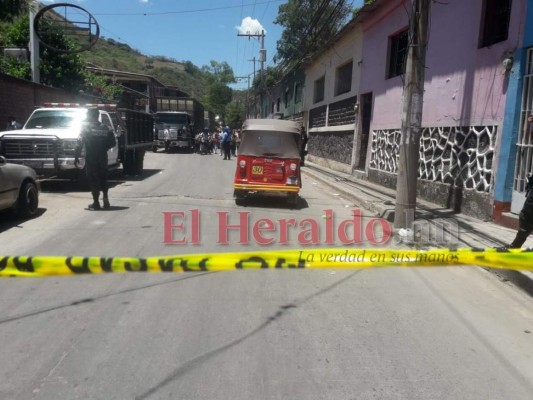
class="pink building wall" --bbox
[360,0,524,130]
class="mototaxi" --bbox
[233,119,302,205]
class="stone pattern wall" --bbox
[369,125,496,193]
[328,96,357,126]
[308,130,353,164]
[309,105,327,128]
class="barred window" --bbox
[388,29,408,79]
[335,61,353,96]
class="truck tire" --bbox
[15,181,39,219]
[123,149,144,175]
[123,150,135,175]
[134,150,145,175]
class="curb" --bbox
[302,164,533,297]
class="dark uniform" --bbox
[75,109,116,210]
[509,176,533,248]
[222,127,232,160]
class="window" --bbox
[276,97,281,112]
[284,88,290,106]
[335,61,353,96]
[295,82,303,103]
[314,76,325,103]
[480,0,512,47]
[388,29,408,79]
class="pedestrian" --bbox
[164,126,171,153]
[300,127,309,166]
[75,108,116,210]
[222,126,232,160]
[508,174,533,248]
[5,116,22,131]
[235,130,241,155]
[212,130,220,154]
[230,131,237,157]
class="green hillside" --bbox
[82,36,211,99]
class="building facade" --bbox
[493,0,533,227]
[303,19,363,174]
[358,0,524,220]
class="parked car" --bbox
[0,156,40,218]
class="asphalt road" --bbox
[1,151,533,400]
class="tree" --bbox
[273,0,351,67]
[83,71,123,101]
[226,100,245,129]
[0,13,86,91]
[353,0,376,16]
[206,81,233,121]
[0,0,27,22]
[253,66,281,89]
[201,60,236,85]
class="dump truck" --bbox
[153,97,204,152]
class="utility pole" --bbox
[235,75,251,118]
[238,30,266,118]
[249,57,257,117]
[249,57,257,84]
[237,31,266,73]
[29,0,40,84]
[394,0,431,229]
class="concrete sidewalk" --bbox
[302,161,533,295]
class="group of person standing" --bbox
[213,126,240,160]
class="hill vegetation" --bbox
[82,36,211,99]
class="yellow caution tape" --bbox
[0,248,532,277]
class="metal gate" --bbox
[512,48,533,213]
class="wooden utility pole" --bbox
[394,0,431,228]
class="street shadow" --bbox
[237,196,309,210]
[380,208,457,223]
[154,148,195,155]
[0,272,213,325]
[120,168,163,181]
[135,270,362,400]
[40,179,123,194]
[84,206,130,212]
[39,169,163,192]
[446,184,464,213]
[0,208,47,234]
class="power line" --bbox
[92,1,284,16]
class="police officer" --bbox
[509,175,533,248]
[5,116,22,131]
[75,108,116,210]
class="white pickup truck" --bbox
[0,103,154,179]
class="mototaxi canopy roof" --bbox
[239,119,302,159]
